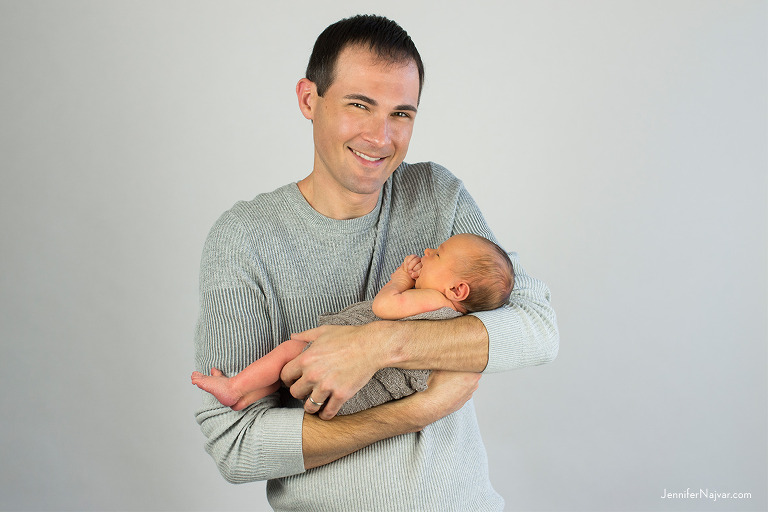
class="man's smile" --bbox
[350,148,386,162]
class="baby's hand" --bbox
[401,254,422,280]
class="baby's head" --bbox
[415,233,515,313]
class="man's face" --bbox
[308,45,420,200]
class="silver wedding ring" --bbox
[307,396,324,407]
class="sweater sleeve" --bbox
[449,177,560,373]
[193,210,306,482]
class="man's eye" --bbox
[393,112,411,118]
[351,103,367,110]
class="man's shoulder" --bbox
[395,161,461,184]
[229,182,296,216]
[205,183,298,243]
[212,182,295,228]
[391,161,465,200]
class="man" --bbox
[194,14,558,511]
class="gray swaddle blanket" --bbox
[316,299,462,415]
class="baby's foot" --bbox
[191,368,244,407]
[229,382,281,411]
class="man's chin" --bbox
[346,176,392,196]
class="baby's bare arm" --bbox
[373,255,453,319]
[374,288,455,319]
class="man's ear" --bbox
[447,282,470,302]
[296,78,316,120]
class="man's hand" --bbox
[280,323,387,420]
[410,370,481,427]
[281,315,490,421]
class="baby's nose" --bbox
[424,248,434,257]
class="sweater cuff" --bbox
[257,406,306,478]
[470,305,525,374]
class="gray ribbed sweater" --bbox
[194,162,559,511]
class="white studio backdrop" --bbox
[0,1,765,511]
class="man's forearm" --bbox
[379,314,489,372]
[302,369,480,469]
[302,398,420,469]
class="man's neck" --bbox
[297,174,381,220]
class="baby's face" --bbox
[415,234,480,292]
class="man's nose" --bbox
[362,115,391,146]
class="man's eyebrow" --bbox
[344,93,377,105]
[395,103,418,113]
[343,94,418,113]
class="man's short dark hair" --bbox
[306,14,425,101]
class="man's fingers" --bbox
[289,378,313,401]
[304,392,330,415]
[280,358,298,387]
[318,396,344,420]
[300,386,347,420]
[278,324,376,419]
[290,327,321,342]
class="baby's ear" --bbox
[448,282,470,302]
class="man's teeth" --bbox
[352,149,383,162]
